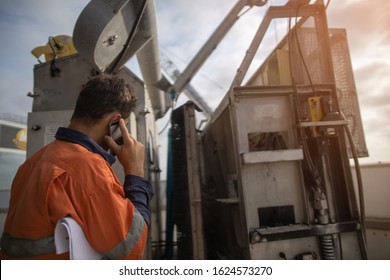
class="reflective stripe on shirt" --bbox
[102,208,146,259]
[1,232,55,258]
[1,209,145,259]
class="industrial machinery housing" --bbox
[8,0,374,260]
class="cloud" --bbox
[0,0,86,27]
[0,67,32,114]
[344,38,390,154]
[0,0,87,116]
[355,61,390,103]
[157,0,237,51]
[327,0,390,56]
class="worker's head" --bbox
[71,74,137,124]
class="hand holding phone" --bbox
[105,118,145,177]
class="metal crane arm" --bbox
[171,0,268,97]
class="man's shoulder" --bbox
[25,140,117,185]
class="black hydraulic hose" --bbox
[342,116,366,247]
[107,0,148,73]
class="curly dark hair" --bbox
[71,74,137,123]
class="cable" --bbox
[161,48,227,92]
[341,112,367,249]
[294,4,316,96]
[48,36,61,77]
[48,36,58,57]
[107,0,147,73]
[158,93,178,135]
[287,6,317,225]
[158,108,173,135]
[287,5,316,172]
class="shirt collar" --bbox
[55,127,116,165]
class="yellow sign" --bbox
[308,97,323,122]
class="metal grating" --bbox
[329,29,368,157]
[294,27,368,157]
[258,25,368,157]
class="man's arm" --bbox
[105,119,155,225]
[123,175,154,226]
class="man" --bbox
[0,74,154,259]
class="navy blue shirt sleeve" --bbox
[123,175,154,226]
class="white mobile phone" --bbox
[109,120,123,145]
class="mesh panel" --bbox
[256,24,368,157]
[296,27,367,156]
[329,30,368,157]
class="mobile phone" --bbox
[109,120,123,145]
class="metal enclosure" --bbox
[28,53,151,157]
[202,86,364,259]
[198,1,367,260]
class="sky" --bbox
[0,0,389,177]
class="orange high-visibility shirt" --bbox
[1,133,150,260]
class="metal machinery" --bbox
[24,0,369,260]
[167,0,368,259]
